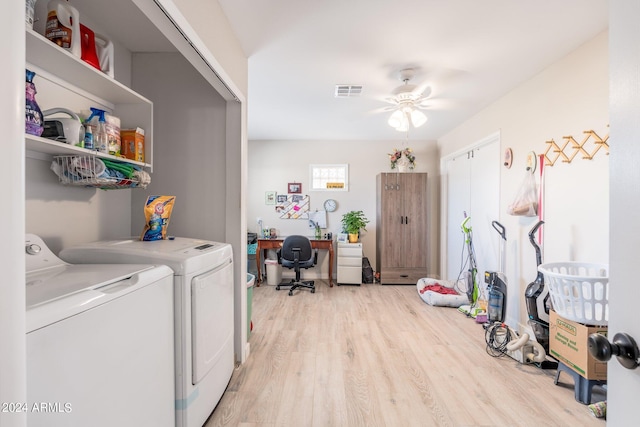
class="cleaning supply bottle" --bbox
[25,69,44,137]
[45,0,81,58]
[86,107,109,153]
[83,122,94,150]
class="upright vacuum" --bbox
[485,221,507,323]
[524,220,552,353]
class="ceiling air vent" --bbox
[335,84,363,98]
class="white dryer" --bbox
[61,237,234,427]
[25,234,175,427]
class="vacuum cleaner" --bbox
[485,221,507,323]
[524,220,552,353]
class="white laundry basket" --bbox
[538,262,609,326]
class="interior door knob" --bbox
[588,332,640,370]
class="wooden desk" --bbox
[256,238,334,287]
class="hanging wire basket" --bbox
[51,155,150,190]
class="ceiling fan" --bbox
[383,68,431,132]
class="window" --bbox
[309,164,349,191]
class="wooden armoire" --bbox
[376,173,428,284]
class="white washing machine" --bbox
[60,237,234,427]
[25,234,175,427]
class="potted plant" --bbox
[341,210,369,243]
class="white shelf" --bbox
[25,28,150,105]
[26,134,149,169]
[25,27,153,174]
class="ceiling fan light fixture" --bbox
[396,118,409,132]
[410,109,427,127]
[388,109,404,128]
[388,104,427,131]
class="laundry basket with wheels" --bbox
[538,262,609,325]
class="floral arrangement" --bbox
[389,147,416,170]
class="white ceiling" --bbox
[217,0,608,142]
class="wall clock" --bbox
[323,199,337,212]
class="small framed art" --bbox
[265,191,276,205]
[288,182,302,194]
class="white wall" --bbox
[438,31,609,328]
[248,139,440,279]
[1,3,26,425]
[130,52,229,241]
[173,0,247,96]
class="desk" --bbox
[256,238,334,287]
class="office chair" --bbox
[276,235,317,296]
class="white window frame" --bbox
[309,164,349,191]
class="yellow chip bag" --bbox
[140,195,175,241]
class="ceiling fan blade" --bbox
[383,96,399,104]
[368,105,398,115]
[414,84,432,99]
[416,98,457,110]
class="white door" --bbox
[468,141,501,287]
[608,1,640,423]
[445,152,471,281]
[191,260,234,384]
[444,133,500,299]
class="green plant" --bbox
[341,210,369,234]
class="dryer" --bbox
[60,237,234,427]
[25,234,175,427]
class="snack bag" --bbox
[140,195,176,241]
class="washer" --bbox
[25,234,174,427]
[60,237,234,427]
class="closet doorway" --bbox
[441,132,500,292]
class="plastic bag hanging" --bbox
[507,171,538,216]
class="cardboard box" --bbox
[549,310,608,380]
[121,128,145,163]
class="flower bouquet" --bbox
[389,147,416,170]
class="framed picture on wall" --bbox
[277,194,288,203]
[288,182,302,194]
[265,191,276,205]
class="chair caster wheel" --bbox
[311,289,315,293]
[276,285,280,290]
[288,290,293,296]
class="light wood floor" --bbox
[205,280,605,426]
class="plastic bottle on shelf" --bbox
[95,114,109,154]
[83,123,94,150]
[85,107,109,153]
[45,0,81,58]
[25,69,44,137]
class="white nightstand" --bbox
[337,242,363,285]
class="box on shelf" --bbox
[121,127,145,162]
[549,310,608,380]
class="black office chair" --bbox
[276,235,317,296]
